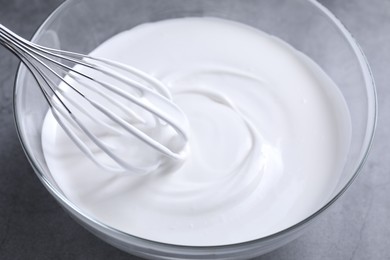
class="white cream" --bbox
[41,18,351,246]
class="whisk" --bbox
[0,24,189,173]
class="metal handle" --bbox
[0,24,29,52]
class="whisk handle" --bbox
[0,24,28,51]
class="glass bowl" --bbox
[13,0,376,259]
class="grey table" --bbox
[0,1,389,259]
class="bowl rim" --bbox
[13,0,377,256]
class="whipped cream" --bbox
[41,17,351,246]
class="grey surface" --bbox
[0,0,389,259]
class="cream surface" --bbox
[41,18,351,246]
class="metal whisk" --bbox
[0,24,189,173]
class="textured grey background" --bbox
[0,0,389,259]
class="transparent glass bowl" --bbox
[13,0,376,259]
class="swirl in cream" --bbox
[41,17,351,246]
